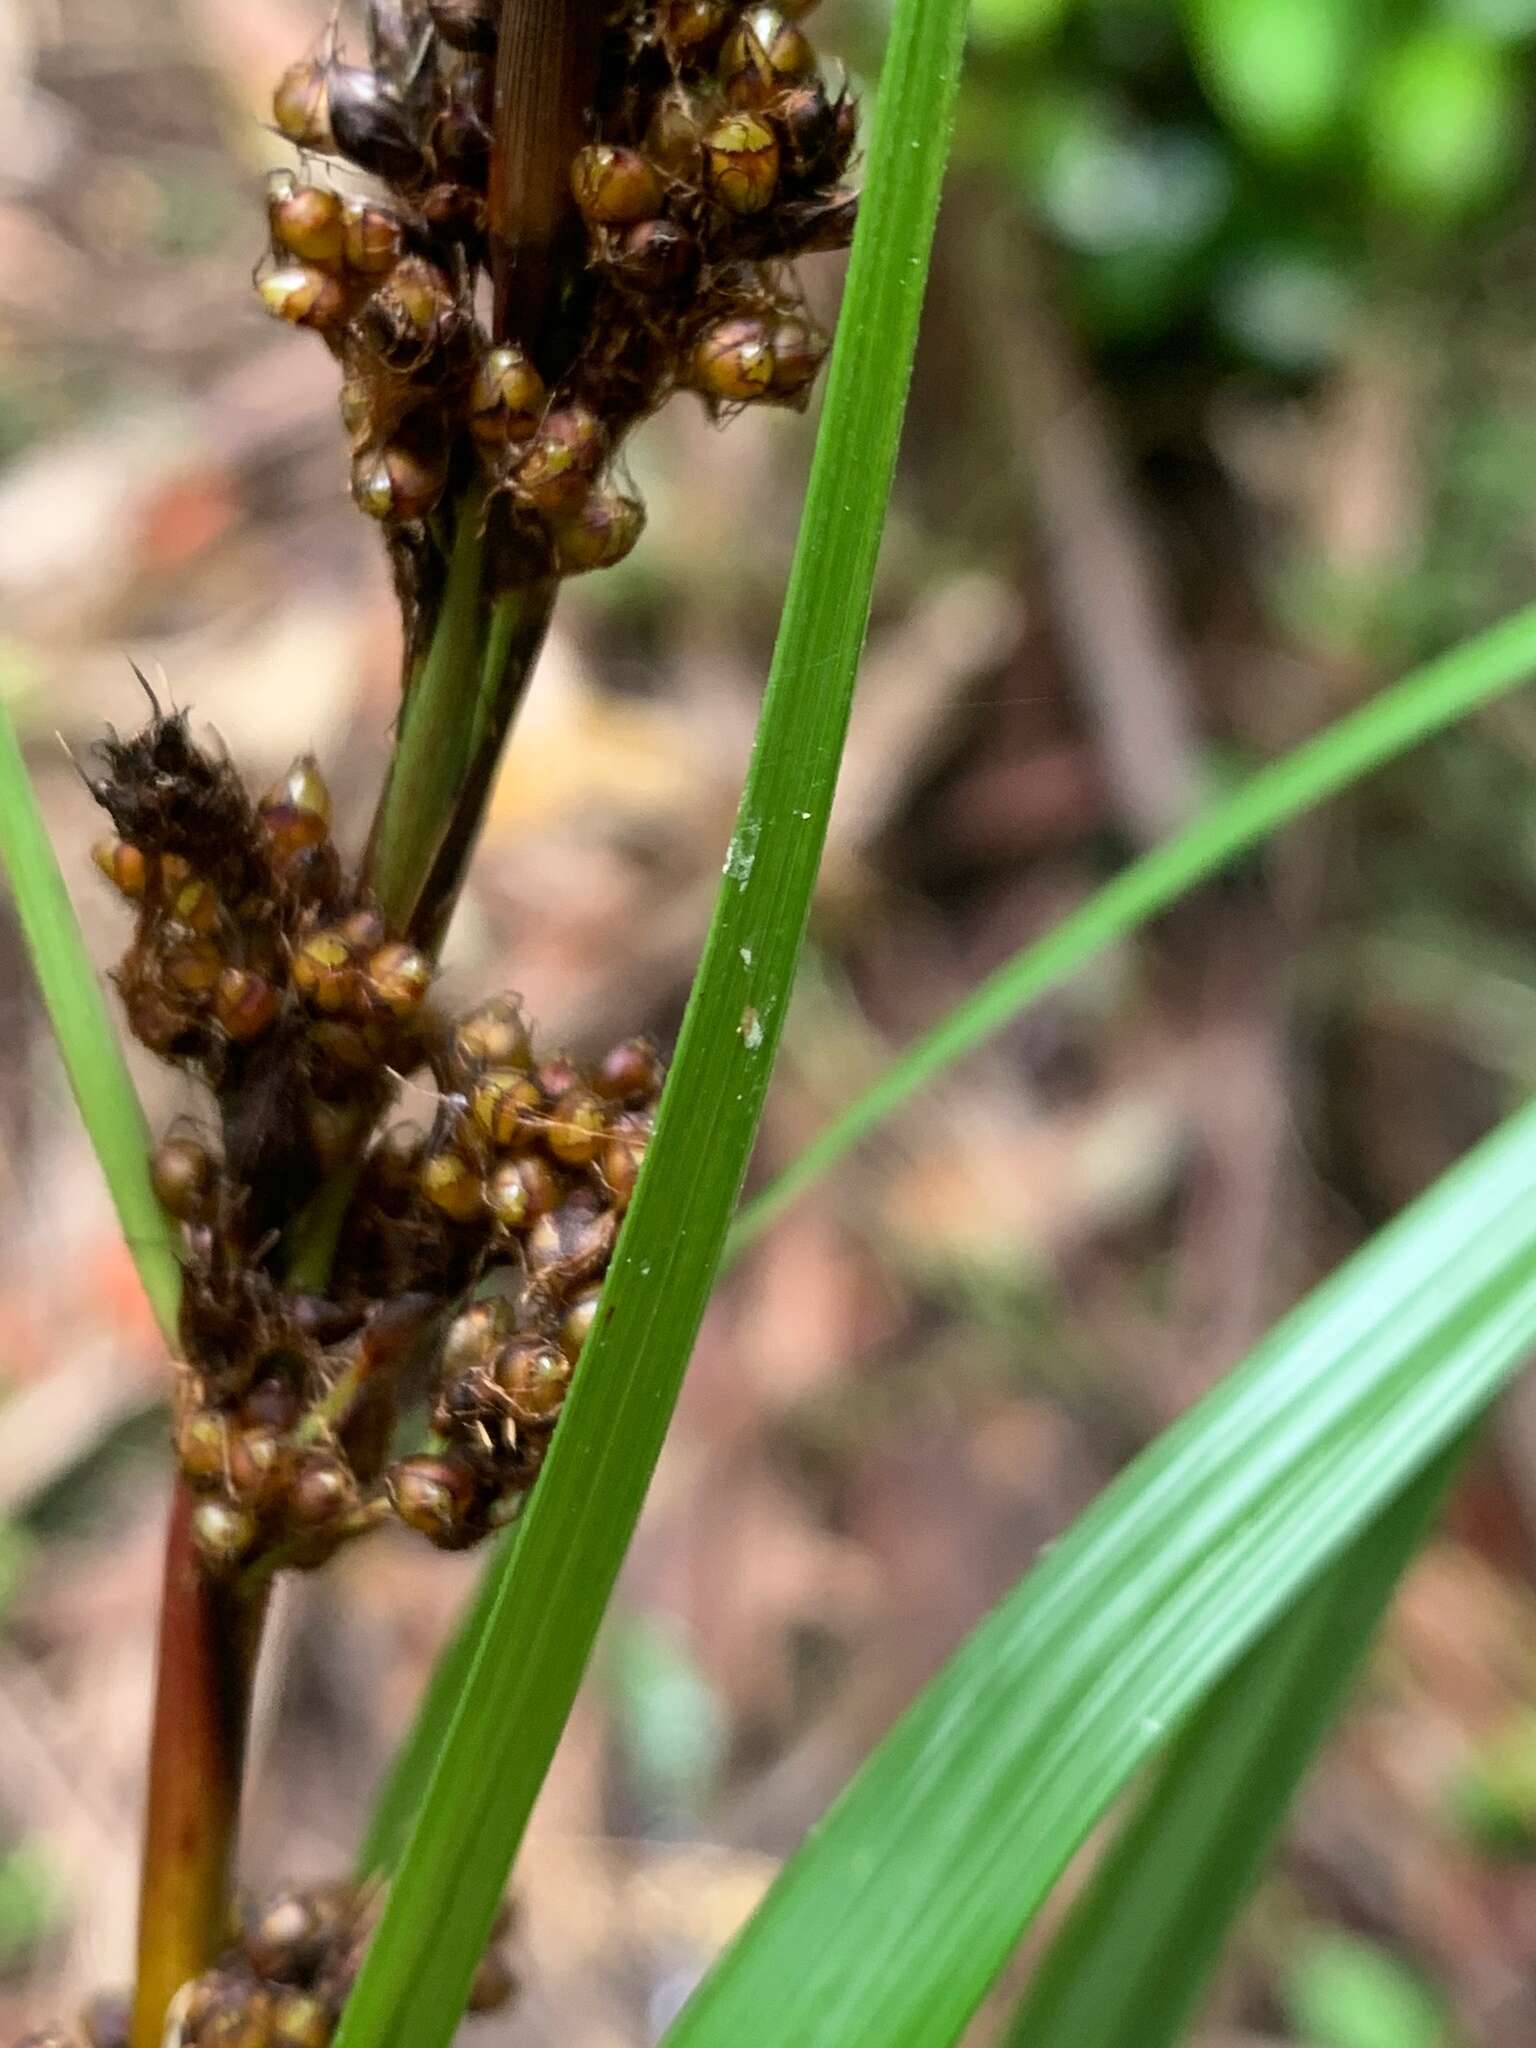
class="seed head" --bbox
[352,439,448,523]
[492,1339,571,1426]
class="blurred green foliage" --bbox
[1283,1930,1450,2048]
[955,0,1534,365]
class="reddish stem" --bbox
[131,1477,266,2048]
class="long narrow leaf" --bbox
[365,599,1536,1871]
[1005,1437,1468,2048]
[661,1095,1536,2048]
[330,1,969,2040]
[0,697,179,1341]
[732,601,1536,1252]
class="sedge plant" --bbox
[7,3,1536,2048]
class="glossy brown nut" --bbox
[365,941,432,1017]
[176,1406,231,1485]
[595,1036,664,1102]
[387,1452,481,1548]
[467,343,547,447]
[216,966,282,1043]
[268,179,345,267]
[453,995,532,1071]
[559,1287,602,1362]
[553,487,645,575]
[705,112,780,213]
[768,313,828,400]
[485,1154,560,1229]
[151,1136,215,1220]
[440,1298,512,1375]
[262,755,331,824]
[285,1452,358,1527]
[420,1149,485,1222]
[571,144,665,225]
[290,932,357,1014]
[356,255,458,364]
[272,59,333,151]
[340,195,407,275]
[190,1498,259,1570]
[546,1088,606,1165]
[171,876,221,936]
[258,262,349,331]
[491,1339,571,1426]
[91,835,148,897]
[164,938,224,998]
[720,6,816,106]
[472,1068,543,1148]
[691,314,775,400]
[227,1425,291,1508]
[512,404,605,517]
[600,1132,644,1207]
[661,0,732,51]
[354,433,449,523]
[609,217,697,291]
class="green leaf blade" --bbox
[733,600,1536,1253]
[0,698,179,1341]
[1006,1443,1466,2048]
[662,1097,1536,2048]
[332,1,969,2042]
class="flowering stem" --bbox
[132,1481,267,2048]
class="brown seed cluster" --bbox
[91,703,662,1573]
[157,1880,513,2047]
[260,0,856,574]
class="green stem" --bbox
[363,487,555,949]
